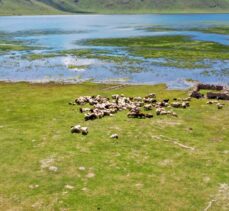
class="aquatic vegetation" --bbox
[67,64,90,70]
[0,33,37,53]
[28,48,141,65]
[11,29,91,37]
[85,35,229,68]
[139,25,229,35]
[27,53,60,60]
[0,44,37,54]
[0,43,31,53]
[194,26,229,35]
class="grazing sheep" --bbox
[217,103,223,109]
[80,108,91,113]
[207,101,213,104]
[183,97,191,102]
[144,104,152,111]
[110,134,119,139]
[147,93,156,98]
[145,114,154,118]
[85,113,97,121]
[156,108,163,115]
[171,102,182,108]
[172,112,178,117]
[71,125,81,134]
[144,98,157,104]
[81,127,88,135]
[160,111,168,115]
[163,99,170,103]
[181,102,187,109]
[134,97,142,102]
[127,111,146,119]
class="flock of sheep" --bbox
[69,83,228,137]
[70,92,192,137]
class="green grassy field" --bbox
[0,0,229,15]
[0,82,228,210]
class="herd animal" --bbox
[71,125,89,135]
[73,93,192,123]
[70,89,226,136]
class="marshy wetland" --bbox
[0,14,229,88]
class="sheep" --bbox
[171,102,182,108]
[85,113,97,121]
[144,104,153,111]
[145,114,154,118]
[81,127,88,135]
[80,108,91,113]
[181,102,187,109]
[172,112,178,117]
[75,97,86,105]
[217,103,223,109]
[160,111,168,115]
[71,125,81,134]
[112,94,119,99]
[110,134,119,139]
[207,101,213,104]
[147,93,156,98]
[163,99,170,103]
[127,111,146,119]
[144,98,157,104]
[183,97,191,102]
[134,97,142,102]
[156,108,163,115]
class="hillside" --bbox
[0,0,229,15]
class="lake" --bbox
[0,14,229,88]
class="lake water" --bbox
[0,14,229,88]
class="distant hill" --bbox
[0,0,229,15]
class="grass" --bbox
[85,35,229,69]
[1,0,229,15]
[0,82,228,210]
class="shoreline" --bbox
[0,80,206,92]
[0,79,198,90]
[0,12,229,17]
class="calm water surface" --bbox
[0,14,229,88]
